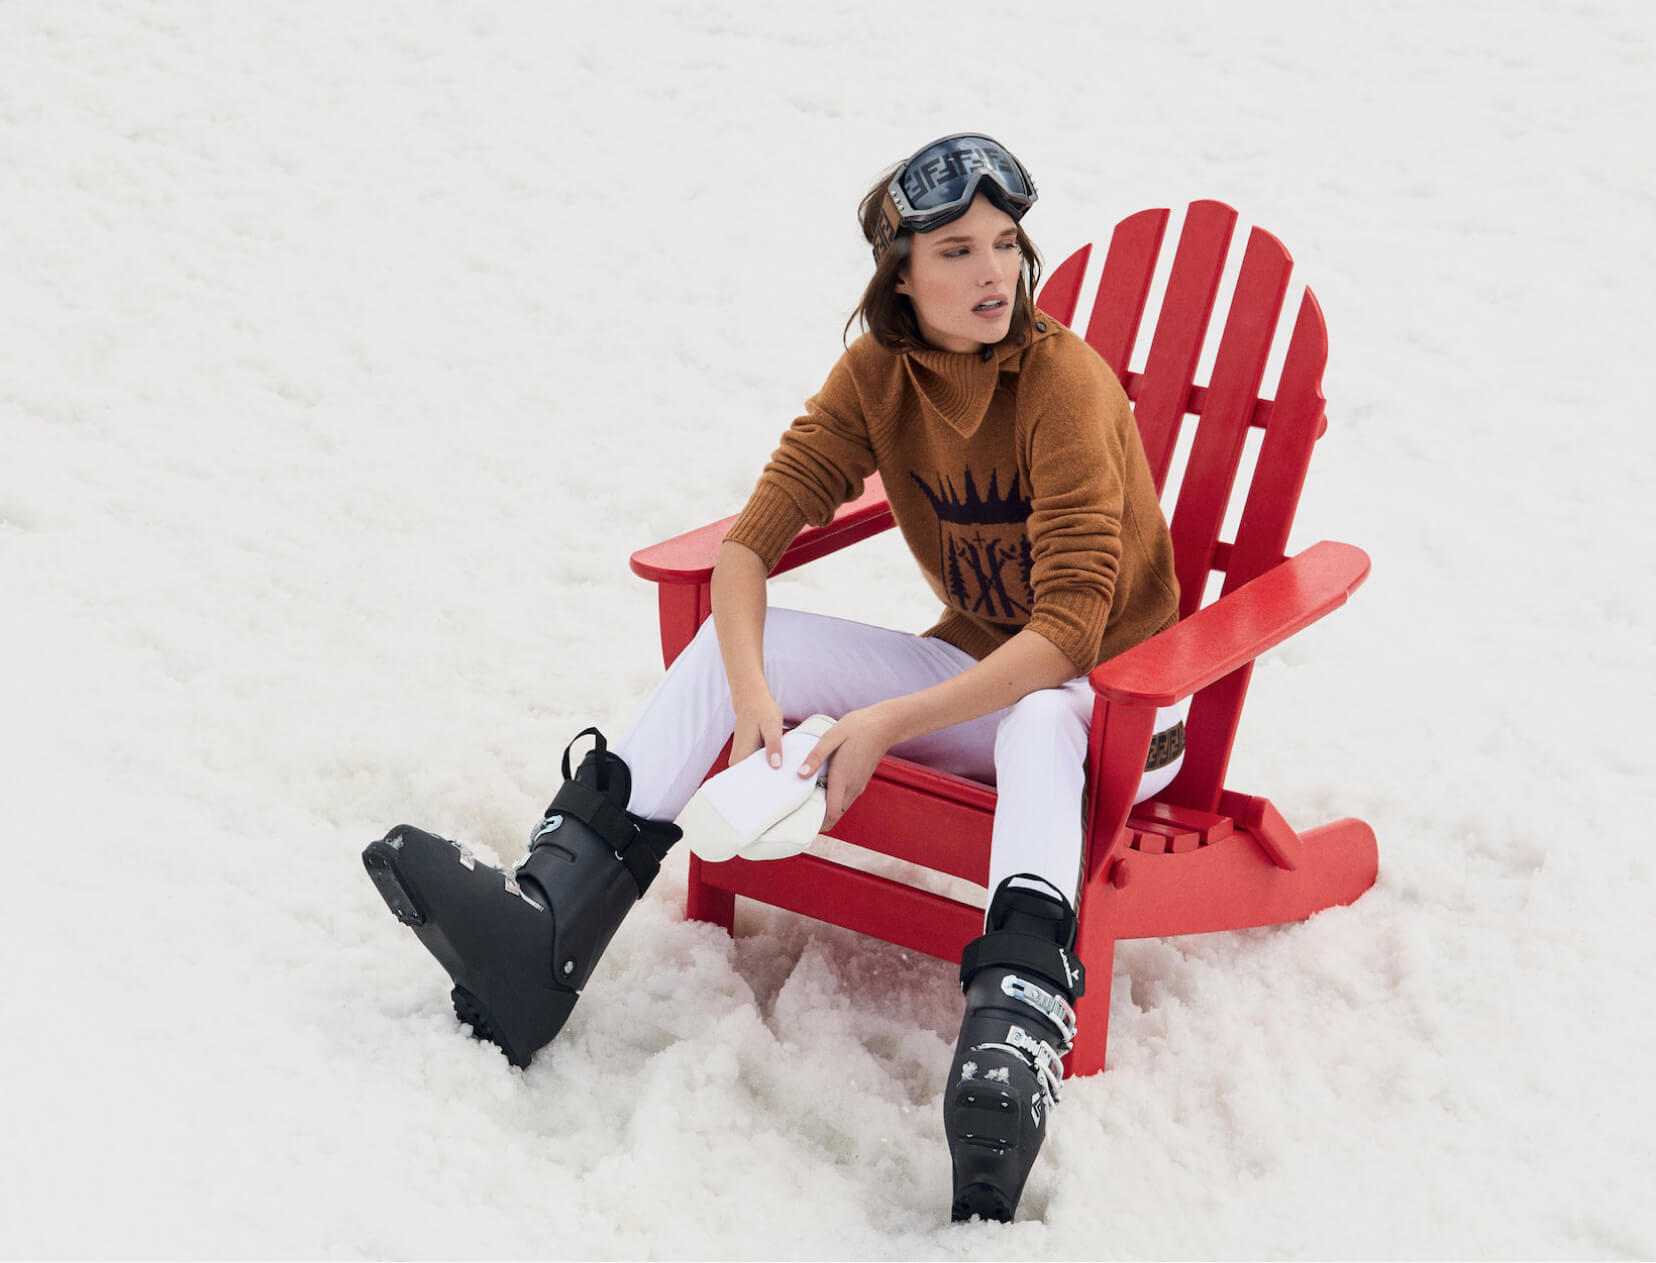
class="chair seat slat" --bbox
[1130,800,1235,844]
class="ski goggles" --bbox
[871,133,1038,262]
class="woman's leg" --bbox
[946,686,1092,1224]
[614,607,993,821]
[618,605,1189,839]
[987,689,1189,904]
[947,688,1185,1222]
[985,681,1095,905]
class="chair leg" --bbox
[1065,931,1115,1078]
[685,854,735,933]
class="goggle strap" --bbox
[871,191,905,264]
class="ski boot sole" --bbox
[951,1178,1015,1224]
[450,984,537,1069]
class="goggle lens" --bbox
[897,136,1034,215]
[871,133,1037,261]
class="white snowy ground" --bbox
[3,2,1652,1258]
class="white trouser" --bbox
[613,608,1184,907]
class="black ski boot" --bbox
[362,728,680,1068]
[944,875,1085,1223]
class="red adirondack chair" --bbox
[629,200,1377,1077]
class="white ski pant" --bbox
[614,607,1185,907]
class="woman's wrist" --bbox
[729,674,776,714]
[867,695,921,746]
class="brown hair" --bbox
[845,167,1044,353]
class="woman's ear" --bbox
[894,270,909,295]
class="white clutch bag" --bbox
[679,714,836,863]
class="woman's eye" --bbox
[943,248,968,258]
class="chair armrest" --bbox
[1088,540,1371,707]
[629,474,894,584]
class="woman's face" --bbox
[895,195,1023,353]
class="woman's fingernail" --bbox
[770,754,782,768]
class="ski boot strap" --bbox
[960,932,1085,1001]
[545,779,681,896]
[987,874,1078,946]
[542,728,681,897]
[977,1023,1067,1107]
[999,975,1078,1046]
[560,727,620,789]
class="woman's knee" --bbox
[758,607,833,660]
[674,615,723,673]
[994,685,1090,758]
[677,608,837,710]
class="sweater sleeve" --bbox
[723,351,877,571]
[1018,345,1130,674]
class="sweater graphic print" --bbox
[910,469,1034,624]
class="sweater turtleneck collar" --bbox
[900,311,1057,438]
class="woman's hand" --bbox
[730,690,785,770]
[796,705,900,831]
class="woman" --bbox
[363,133,1183,1223]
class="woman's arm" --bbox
[797,626,1076,830]
[710,539,785,769]
[712,349,879,774]
[886,627,1077,739]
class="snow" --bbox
[3,1,1652,1257]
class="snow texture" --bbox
[3,1,1652,1258]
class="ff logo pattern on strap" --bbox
[1144,721,1186,772]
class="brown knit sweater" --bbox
[724,312,1179,675]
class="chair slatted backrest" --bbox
[1037,200,1330,810]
